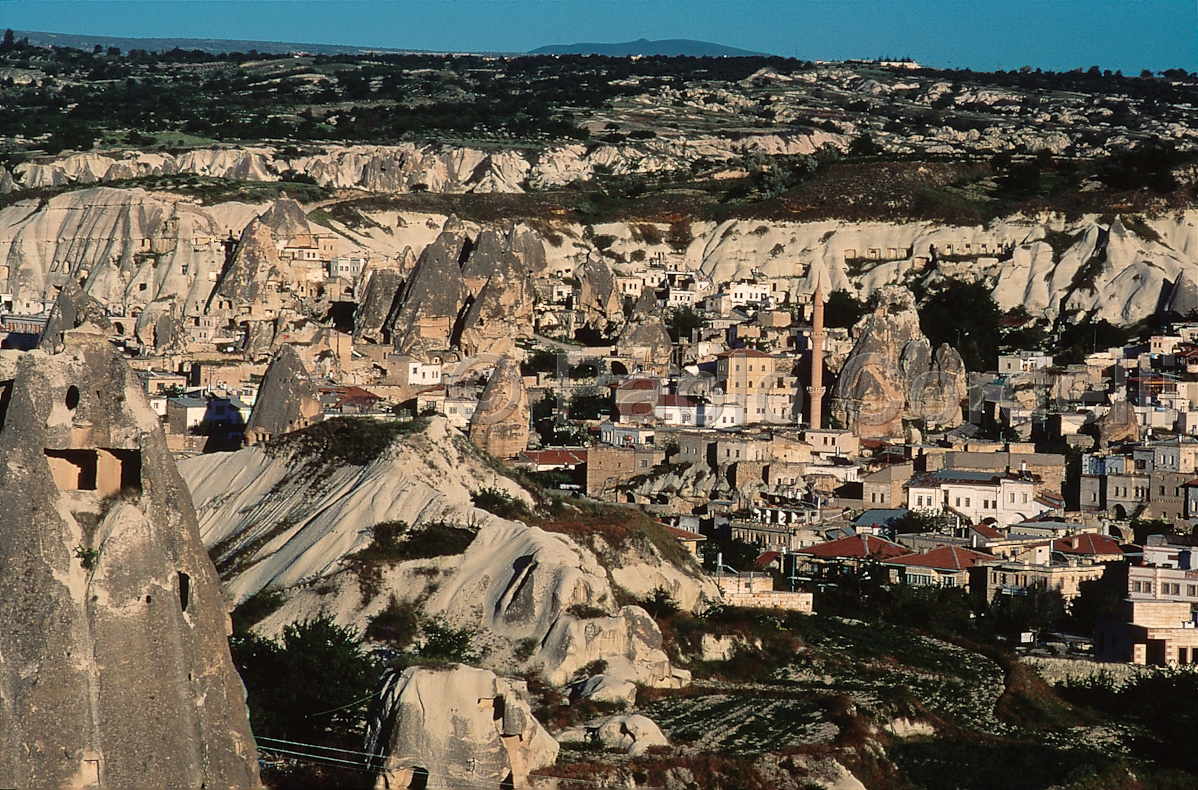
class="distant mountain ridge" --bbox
[11,30,765,59]
[11,30,424,56]
[531,38,770,57]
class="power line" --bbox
[256,736,378,759]
[302,692,377,717]
[258,736,665,788]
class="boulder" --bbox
[574,254,622,333]
[615,291,674,373]
[558,714,669,757]
[39,278,112,353]
[0,330,258,787]
[255,194,310,238]
[366,664,558,789]
[468,357,530,459]
[386,219,470,358]
[459,259,536,358]
[538,606,679,688]
[568,674,637,706]
[1167,269,1198,317]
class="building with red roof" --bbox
[794,534,909,578]
[885,545,994,589]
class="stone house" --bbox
[862,463,913,508]
[1098,600,1198,665]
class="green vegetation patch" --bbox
[353,519,477,563]
[264,415,428,467]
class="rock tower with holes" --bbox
[0,318,259,787]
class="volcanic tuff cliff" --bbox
[1,188,1194,345]
[831,285,967,438]
[179,416,713,688]
[0,327,257,787]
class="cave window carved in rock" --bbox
[178,571,190,612]
[45,448,142,497]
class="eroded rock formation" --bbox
[386,219,470,358]
[615,290,674,373]
[830,286,966,438]
[366,664,558,789]
[1098,399,1140,446]
[245,344,322,444]
[0,328,258,787]
[468,357,530,459]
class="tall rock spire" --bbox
[0,329,258,787]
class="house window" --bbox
[871,493,877,503]
[955,497,961,507]
[1010,493,1016,503]
[1022,494,1028,504]
[1188,585,1196,597]
[916,495,923,506]
[640,460,648,468]
[965,498,971,508]
[1134,581,1142,592]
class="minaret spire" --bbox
[808,281,826,428]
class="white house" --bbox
[906,469,1049,528]
[729,280,771,306]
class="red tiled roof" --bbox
[796,534,909,560]
[754,551,782,568]
[660,524,707,542]
[970,523,1004,541]
[519,449,588,466]
[889,545,992,571]
[615,379,660,390]
[1052,533,1124,556]
[319,385,381,409]
[999,314,1033,328]
[1035,492,1066,508]
[657,395,698,408]
[618,402,654,415]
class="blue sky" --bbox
[1,1,1193,73]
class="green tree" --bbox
[985,584,1066,637]
[1055,317,1130,365]
[919,279,1001,372]
[701,537,760,573]
[889,510,955,534]
[823,289,869,329]
[666,305,705,342]
[230,615,380,743]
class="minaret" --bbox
[808,281,826,428]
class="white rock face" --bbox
[366,664,558,789]
[180,416,691,687]
[2,183,1193,336]
[568,674,638,706]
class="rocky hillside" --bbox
[180,416,715,687]
[0,188,1195,335]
